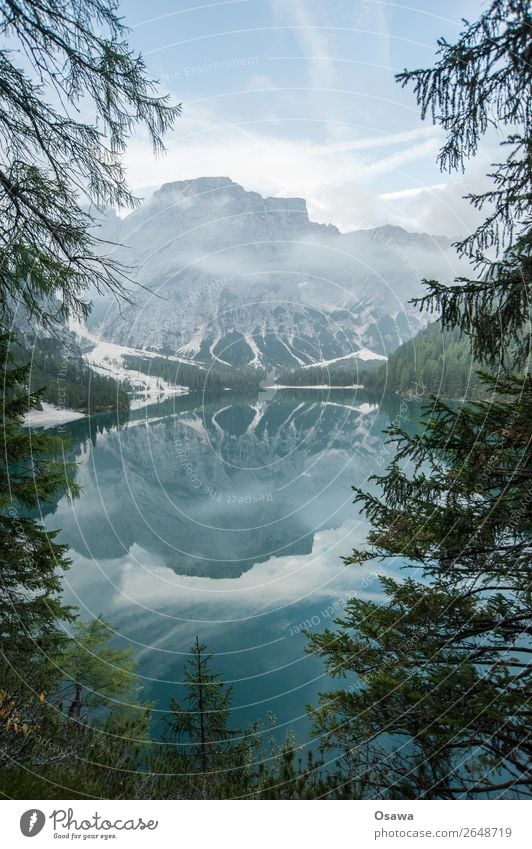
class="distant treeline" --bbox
[279,323,486,399]
[17,335,129,412]
[123,354,266,392]
[277,364,367,387]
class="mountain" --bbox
[278,322,486,399]
[90,177,463,370]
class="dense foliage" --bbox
[0,335,77,777]
[1,616,152,799]
[148,639,359,800]
[0,0,176,797]
[309,374,531,797]
[2,633,344,799]
[279,325,486,399]
[13,334,129,413]
[364,324,484,398]
[308,0,531,799]
[277,362,365,388]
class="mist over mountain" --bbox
[90,177,462,369]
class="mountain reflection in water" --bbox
[40,388,422,736]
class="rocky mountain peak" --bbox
[151,176,311,226]
[93,177,463,368]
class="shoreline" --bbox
[266,384,364,390]
[23,402,86,429]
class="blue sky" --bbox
[120,0,491,235]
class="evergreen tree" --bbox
[0,335,77,773]
[0,0,177,794]
[308,0,531,799]
[52,616,150,800]
[277,322,510,399]
[371,323,486,398]
[59,616,140,722]
[155,640,348,800]
[0,0,180,331]
[123,353,265,393]
[20,334,129,412]
[1,616,151,799]
[157,638,254,799]
[397,0,530,368]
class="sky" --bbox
[119,0,492,236]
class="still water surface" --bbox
[40,387,422,742]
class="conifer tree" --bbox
[0,335,76,768]
[1,615,151,799]
[308,0,531,799]
[0,0,180,330]
[157,640,344,799]
[0,0,178,788]
[159,638,254,799]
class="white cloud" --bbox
[245,72,276,90]
[117,0,499,238]
[124,105,454,233]
[63,518,387,626]
[380,183,446,200]
[270,0,336,92]
[382,163,494,239]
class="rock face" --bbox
[92,177,460,368]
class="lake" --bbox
[38,387,422,745]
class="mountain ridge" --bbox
[89,177,463,369]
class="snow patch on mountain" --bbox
[301,348,387,368]
[89,177,464,369]
[80,332,190,408]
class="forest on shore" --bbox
[15,334,129,413]
[278,323,487,399]
[123,353,266,393]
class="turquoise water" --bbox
[40,388,422,743]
